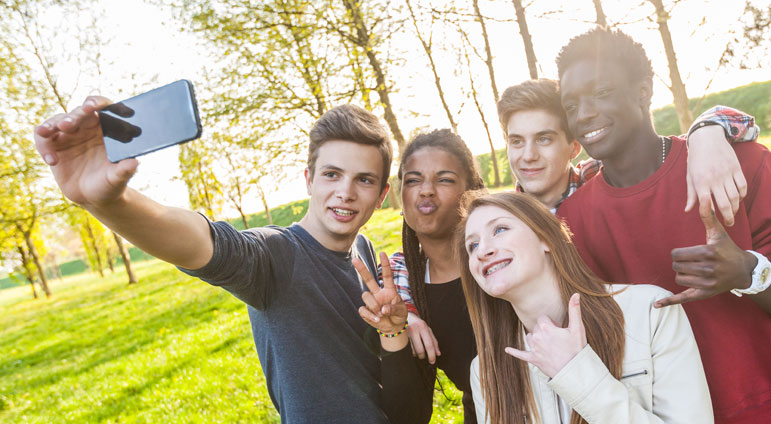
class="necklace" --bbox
[660,136,668,164]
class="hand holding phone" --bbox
[100,79,202,162]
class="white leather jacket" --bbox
[470,284,713,423]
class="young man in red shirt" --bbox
[555,28,771,423]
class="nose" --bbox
[335,177,356,201]
[576,97,598,123]
[475,238,496,261]
[522,141,538,162]
[419,180,435,197]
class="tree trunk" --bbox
[106,248,115,273]
[341,0,406,152]
[511,0,538,79]
[84,219,104,278]
[462,38,501,187]
[257,183,273,225]
[23,231,50,297]
[17,244,38,299]
[406,0,457,132]
[473,0,500,102]
[113,232,137,285]
[650,0,693,132]
[592,0,608,27]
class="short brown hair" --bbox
[308,105,393,190]
[497,79,573,141]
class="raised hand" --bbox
[406,312,441,364]
[505,293,587,378]
[353,252,408,335]
[684,124,747,227]
[34,96,138,208]
[656,209,757,308]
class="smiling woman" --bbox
[458,191,713,424]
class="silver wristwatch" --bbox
[731,251,771,297]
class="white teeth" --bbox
[583,127,606,138]
[333,208,354,216]
[485,261,511,276]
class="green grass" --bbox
[6,133,764,423]
[0,207,466,423]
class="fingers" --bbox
[108,158,140,185]
[711,183,735,227]
[700,208,727,242]
[361,291,381,320]
[353,257,380,294]
[380,301,407,319]
[672,261,714,278]
[567,293,583,333]
[103,101,135,118]
[34,96,113,166]
[671,245,712,262]
[654,288,709,308]
[504,346,534,363]
[408,327,426,359]
[430,330,440,357]
[420,326,440,364]
[379,252,397,292]
[35,113,67,165]
[733,168,748,199]
[82,95,113,113]
[684,171,696,213]
[358,306,381,325]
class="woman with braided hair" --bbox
[375,128,486,422]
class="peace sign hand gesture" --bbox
[505,293,587,378]
[353,252,408,335]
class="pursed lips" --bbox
[417,200,437,214]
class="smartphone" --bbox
[100,79,203,163]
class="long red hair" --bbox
[457,192,625,424]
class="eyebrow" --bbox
[465,216,508,242]
[404,170,460,177]
[320,165,381,182]
[508,129,559,140]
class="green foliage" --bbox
[653,80,771,136]
[476,148,513,187]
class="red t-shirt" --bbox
[557,136,771,423]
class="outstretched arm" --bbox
[34,96,213,270]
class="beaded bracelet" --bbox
[377,323,408,338]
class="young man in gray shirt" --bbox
[34,99,430,423]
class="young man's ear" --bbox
[638,80,653,110]
[569,140,582,160]
[304,168,313,196]
[376,183,391,209]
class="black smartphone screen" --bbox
[100,79,202,163]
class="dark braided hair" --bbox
[398,128,485,395]
[398,128,485,330]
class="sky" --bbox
[57,0,771,217]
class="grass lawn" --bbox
[0,206,467,423]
